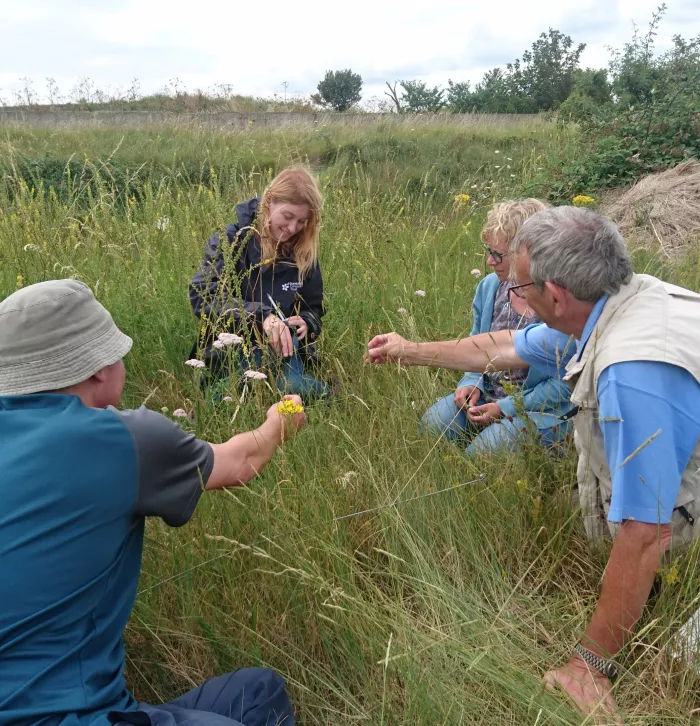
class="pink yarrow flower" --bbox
[414,290,426,297]
[222,396,233,403]
[217,333,243,346]
[471,269,482,278]
[172,408,188,418]
[185,359,206,369]
[213,340,225,349]
[244,370,267,380]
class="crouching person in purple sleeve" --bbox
[0,280,301,726]
[367,207,700,721]
[189,167,332,400]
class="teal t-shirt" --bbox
[0,394,213,726]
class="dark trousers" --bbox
[111,668,294,726]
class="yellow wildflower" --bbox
[516,479,528,495]
[454,193,471,204]
[662,564,680,586]
[16,274,24,289]
[572,194,595,208]
[277,400,304,415]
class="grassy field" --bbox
[2,121,700,724]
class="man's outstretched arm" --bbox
[365,330,528,373]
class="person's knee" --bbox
[420,399,457,437]
[237,666,286,692]
[419,407,441,435]
[187,667,292,723]
[466,421,519,456]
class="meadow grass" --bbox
[2,122,700,724]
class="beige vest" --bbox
[564,274,700,551]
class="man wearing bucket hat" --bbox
[0,279,304,726]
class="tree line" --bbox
[312,5,699,121]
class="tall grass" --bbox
[2,123,700,724]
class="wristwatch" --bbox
[574,643,619,682]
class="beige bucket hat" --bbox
[0,279,133,396]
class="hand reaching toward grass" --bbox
[544,657,622,724]
[365,332,415,364]
[454,386,481,410]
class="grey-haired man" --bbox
[0,279,303,726]
[367,206,700,719]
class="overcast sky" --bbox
[0,0,698,106]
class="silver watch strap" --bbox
[574,643,618,681]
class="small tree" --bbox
[311,70,362,112]
[399,80,444,113]
[446,80,473,112]
[558,68,611,121]
[507,29,586,110]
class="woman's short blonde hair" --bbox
[481,198,549,245]
[259,167,323,282]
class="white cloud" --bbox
[0,0,697,103]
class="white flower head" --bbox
[397,307,408,314]
[244,370,268,380]
[414,290,426,297]
[217,332,243,346]
[337,471,359,488]
[155,216,170,231]
[185,359,206,369]
[23,243,41,252]
[173,408,188,417]
[494,150,500,154]
[222,396,233,402]
[471,269,482,278]
[213,340,225,349]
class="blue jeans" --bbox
[238,343,331,400]
[111,667,294,726]
[421,394,571,456]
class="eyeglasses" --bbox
[508,282,535,299]
[482,244,506,264]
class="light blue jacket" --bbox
[458,273,574,427]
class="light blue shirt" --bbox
[514,299,700,524]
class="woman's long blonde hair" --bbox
[258,167,323,281]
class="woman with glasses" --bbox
[421,199,574,455]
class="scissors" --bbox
[267,294,288,324]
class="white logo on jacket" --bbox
[282,282,303,292]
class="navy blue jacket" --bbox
[189,198,324,344]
